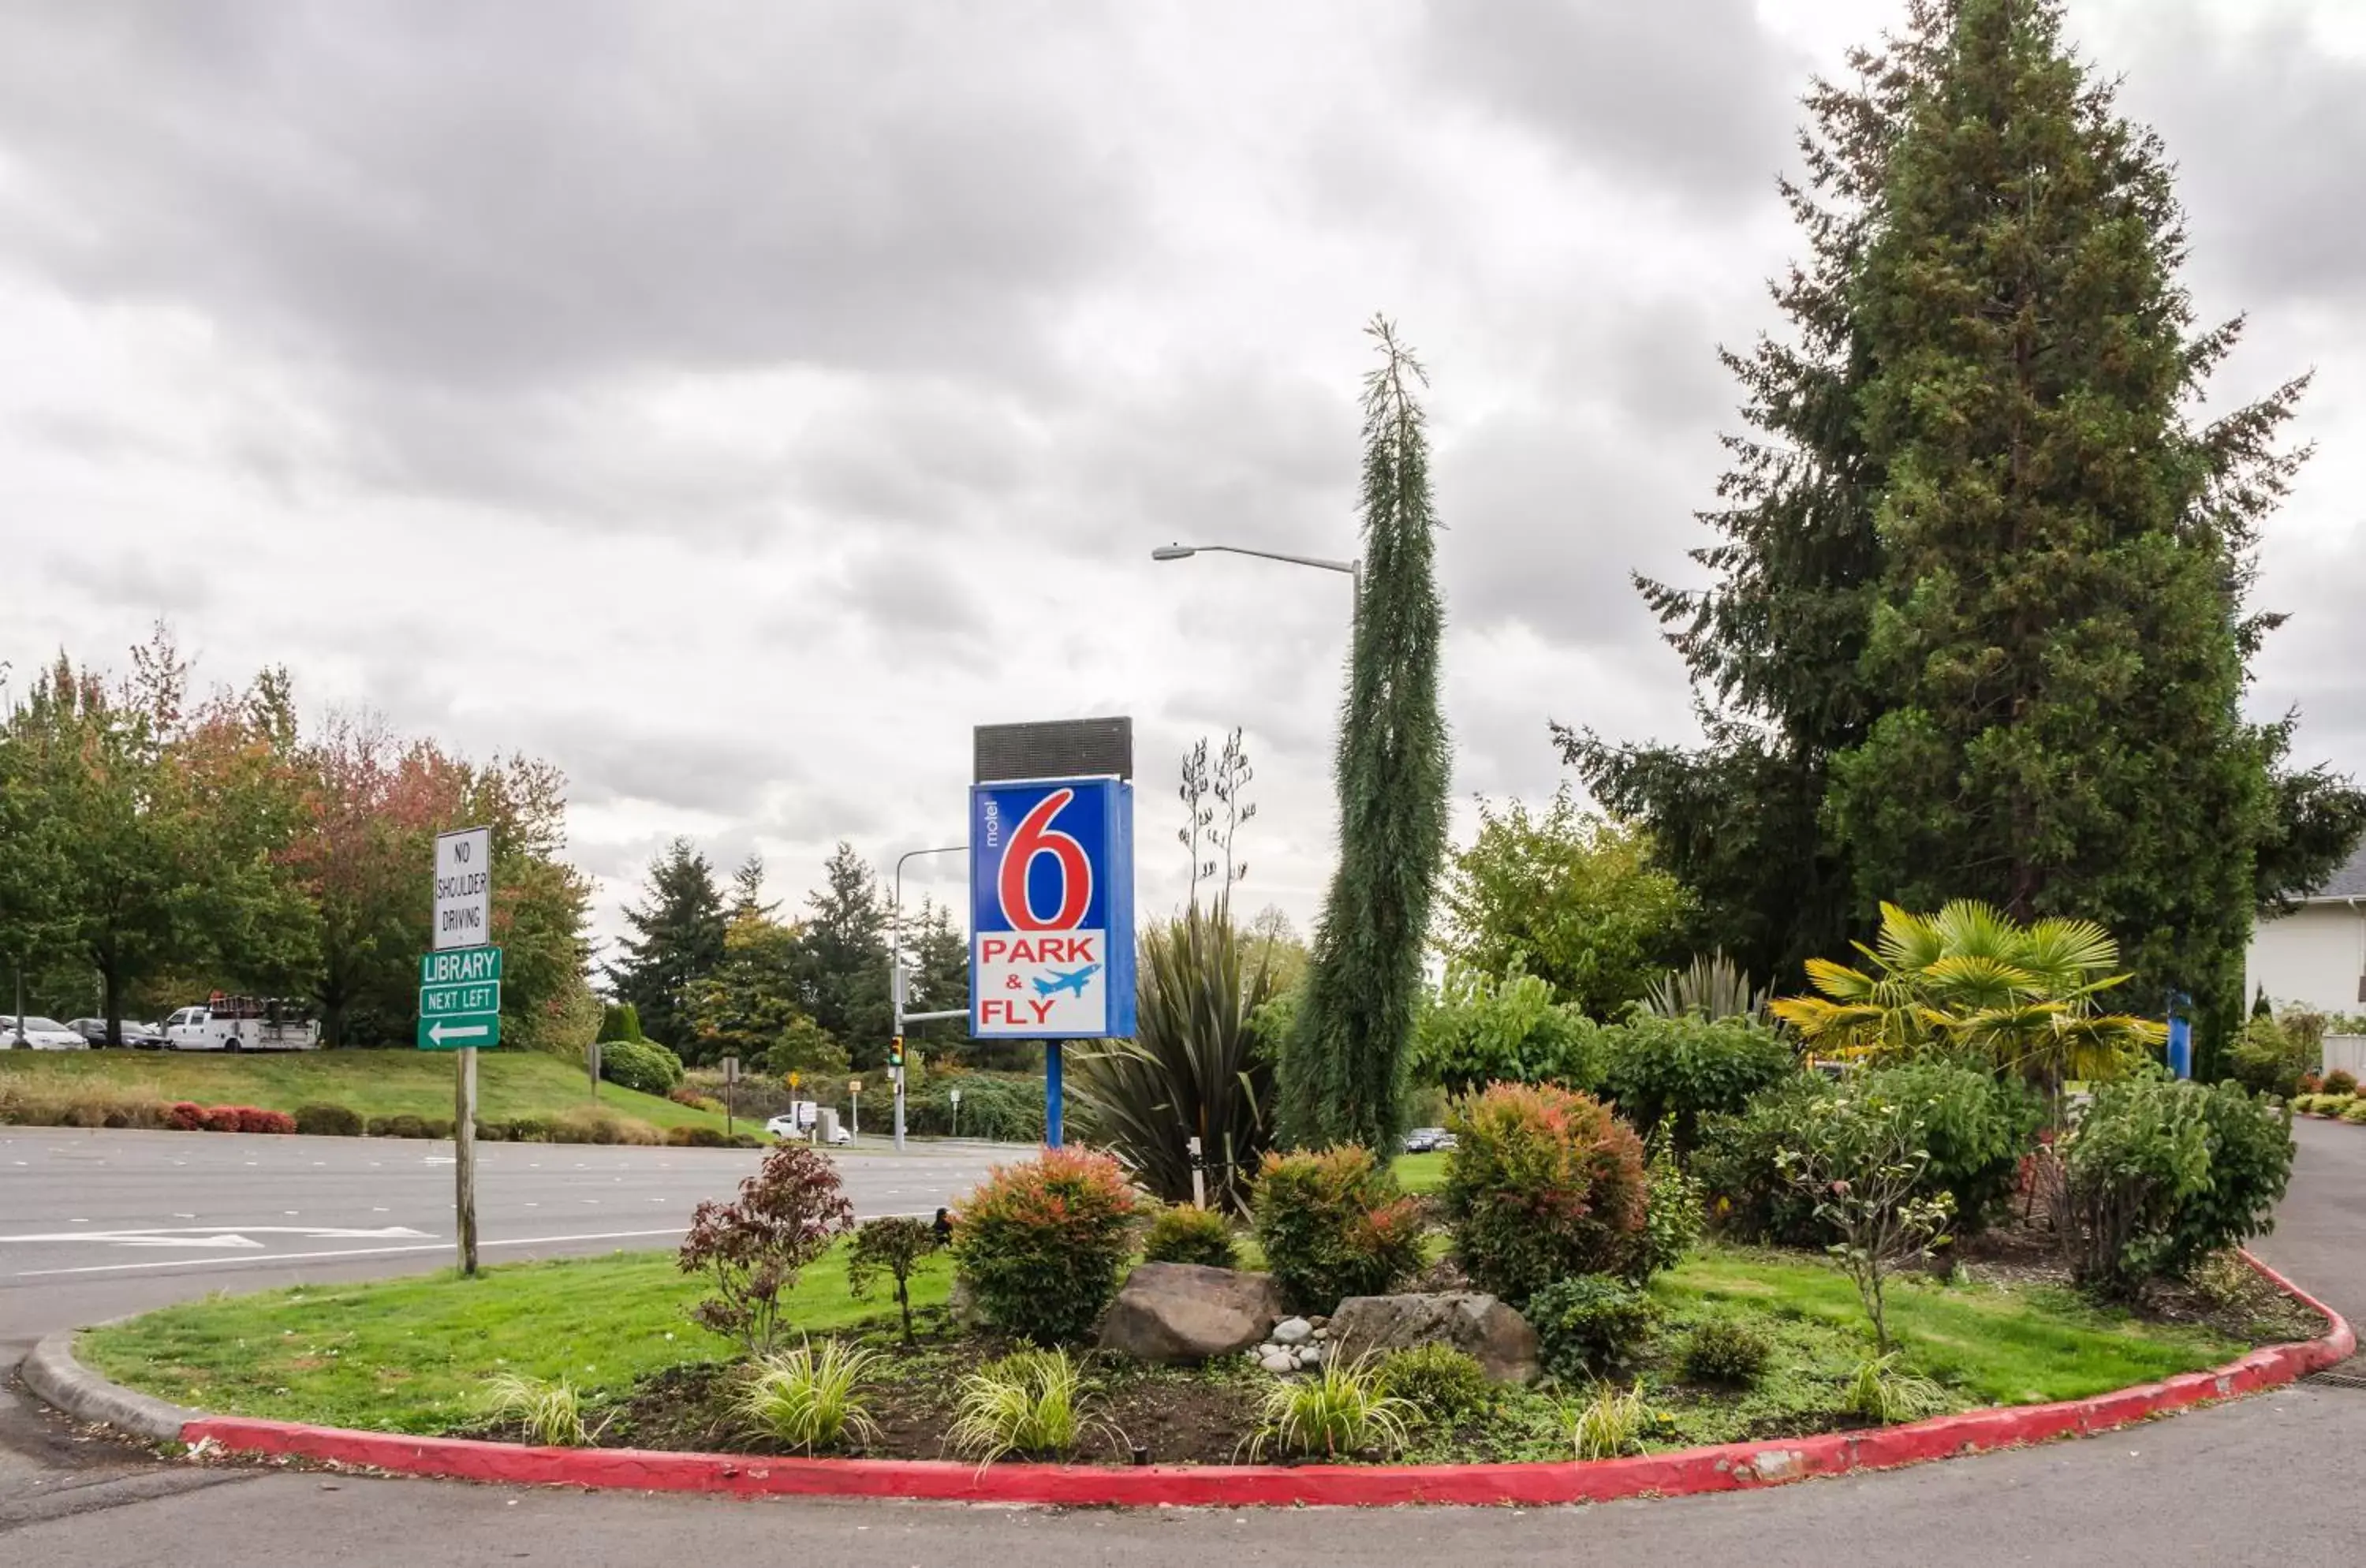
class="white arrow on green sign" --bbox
[417,944,502,1050]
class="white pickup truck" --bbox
[164,995,321,1052]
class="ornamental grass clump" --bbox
[736,1338,883,1453]
[947,1349,1088,1464]
[1245,1355,1413,1461]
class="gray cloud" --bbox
[1418,0,1804,208]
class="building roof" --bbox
[2302,842,2366,902]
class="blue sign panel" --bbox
[970,777,1136,1040]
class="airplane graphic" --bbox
[1032,965,1101,999]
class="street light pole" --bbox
[890,844,967,1152]
[1151,542,1361,629]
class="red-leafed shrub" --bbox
[200,1105,248,1132]
[951,1147,1141,1344]
[166,1101,208,1131]
[237,1108,297,1135]
[1443,1081,1648,1305]
[1251,1145,1427,1313]
[2297,1073,2323,1097]
[677,1142,855,1355]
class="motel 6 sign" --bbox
[970,777,1136,1038]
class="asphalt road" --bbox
[2,1122,2360,1564]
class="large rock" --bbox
[1327,1292,1541,1383]
[1097,1262,1289,1362]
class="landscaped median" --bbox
[41,1241,2351,1506]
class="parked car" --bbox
[1401,1126,1456,1154]
[3,1016,88,1050]
[65,1017,166,1048]
[763,1112,849,1146]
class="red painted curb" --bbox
[178,1250,2353,1508]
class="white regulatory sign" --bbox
[434,826,493,952]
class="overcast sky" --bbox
[2,0,2361,961]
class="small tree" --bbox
[678,1144,854,1356]
[846,1215,938,1344]
[1775,1089,1954,1353]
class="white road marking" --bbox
[13,1226,692,1279]
[0,1225,432,1247]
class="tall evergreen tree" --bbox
[1279,319,1450,1152]
[610,838,726,1049]
[1561,0,2361,1065]
[1826,0,2346,1050]
[793,841,892,1067]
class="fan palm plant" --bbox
[1773,902,2164,1113]
[1068,902,1280,1212]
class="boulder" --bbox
[1327,1292,1541,1384]
[1271,1316,1313,1346]
[1097,1262,1289,1363]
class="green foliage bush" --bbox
[1677,1317,1773,1386]
[1594,1013,1796,1152]
[894,1072,1047,1143]
[1410,970,1603,1097]
[1441,1082,1648,1304]
[952,1148,1140,1345]
[293,1103,364,1137]
[599,1039,685,1096]
[1250,1146,1427,1313]
[1527,1274,1659,1383]
[2229,1017,2309,1099]
[2323,1070,2358,1096]
[1140,1204,1239,1269]
[2161,1080,2296,1278]
[598,1002,644,1043]
[666,1125,733,1148]
[504,1115,550,1142]
[1374,1344,1494,1427]
[1636,1129,1707,1284]
[2051,1075,2211,1297]
[1693,1062,2037,1244]
[2343,1099,2366,1125]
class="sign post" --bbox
[949,1085,961,1140]
[722,1055,739,1138]
[427,826,493,1278]
[970,775,1136,1148]
[849,1078,861,1141]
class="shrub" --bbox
[666,1125,733,1148]
[2324,1070,2359,1097]
[237,1107,297,1135]
[1566,1379,1659,1460]
[1140,1204,1239,1269]
[2155,1081,2295,1278]
[484,1373,593,1447]
[952,1148,1140,1344]
[505,1115,550,1143]
[549,1106,663,1145]
[599,1039,685,1096]
[947,1349,1087,1463]
[1693,1077,1835,1245]
[1245,1356,1413,1461]
[737,1339,883,1453]
[1374,1345,1493,1428]
[846,1215,939,1344]
[372,1113,427,1139]
[2229,1017,2309,1099]
[1593,1013,1797,1152]
[2296,1073,2323,1096]
[668,1086,726,1112]
[1441,1082,1648,1303]
[1527,1275,1659,1383]
[2344,1099,2366,1126]
[199,1105,244,1133]
[598,1002,644,1043]
[1677,1318,1772,1386]
[420,1117,454,1140]
[475,1121,508,1142]
[677,1143,855,1355]
[294,1103,364,1137]
[2047,1074,2212,1297]
[1410,969,1606,1098]
[1249,1146,1426,1314]
[1635,1129,1705,1284]
[166,1101,207,1132]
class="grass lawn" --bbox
[82,1243,953,1435]
[84,1237,2250,1450]
[1397,1150,1445,1195]
[0,1051,733,1134]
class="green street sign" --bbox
[418,945,502,1050]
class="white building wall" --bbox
[2246,903,2366,1014]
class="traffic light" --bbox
[887,1035,905,1070]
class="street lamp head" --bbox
[1150,544,1197,562]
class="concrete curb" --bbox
[53,1249,2359,1507]
[21,1327,200,1444]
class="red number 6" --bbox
[1000,790,1092,931]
